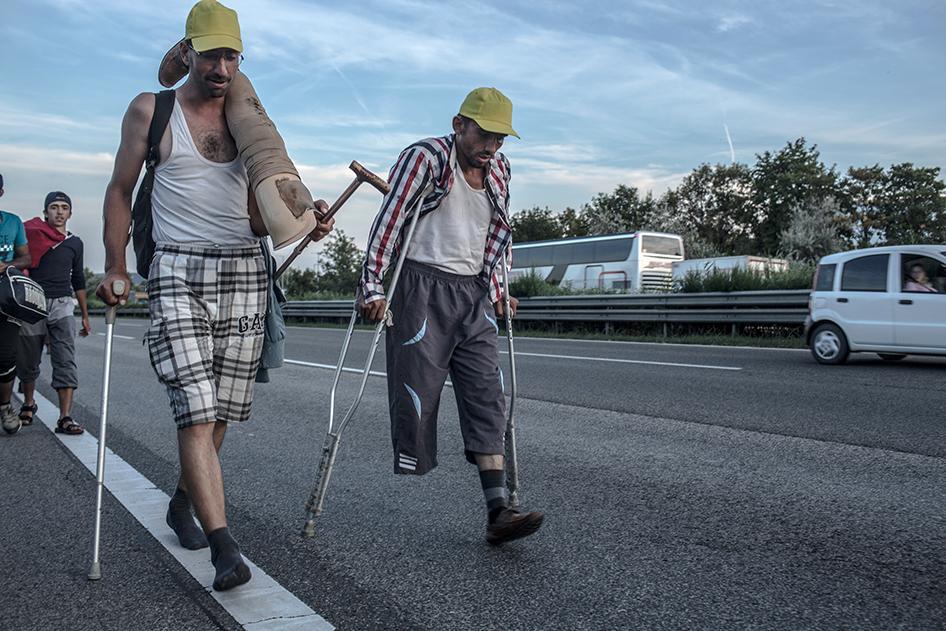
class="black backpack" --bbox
[132,89,175,279]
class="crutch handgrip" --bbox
[106,280,126,325]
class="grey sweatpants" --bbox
[385,260,506,475]
[17,298,78,389]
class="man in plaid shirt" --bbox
[360,87,544,545]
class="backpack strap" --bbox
[146,89,176,170]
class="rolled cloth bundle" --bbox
[159,52,316,248]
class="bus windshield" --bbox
[641,235,683,257]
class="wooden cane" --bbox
[274,161,389,280]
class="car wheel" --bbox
[877,353,907,361]
[810,323,849,365]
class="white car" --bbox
[805,245,946,364]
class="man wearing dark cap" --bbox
[359,88,544,545]
[0,173,33,435]
[17,191,90,435]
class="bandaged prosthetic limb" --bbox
[159,52,316,248]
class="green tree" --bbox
[778,196,844,262]
[580,185,657,235]
[880,163,946,244]
[318,230,364,294]
[281,267,318,300]
[752,138,839,254]
[557,206,591,238]
[654,163,757,256]
[838,165,886,248]
[510,206,562,242]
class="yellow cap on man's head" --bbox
[459,87,519,139]
[185,0,243,53]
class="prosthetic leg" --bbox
[88,280,126,580]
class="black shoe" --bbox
[486,508,545,545]
[166,506,209,550]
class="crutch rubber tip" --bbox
[88,562,101,581]
[302,519,317,538]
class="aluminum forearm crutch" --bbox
[499,254,520,508]
[88,279,126,581]
[302,209,424,537]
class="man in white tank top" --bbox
[98,0,332,591]
[359,88,544,545]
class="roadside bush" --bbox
[508,270,571,298]
[675,262,815,292]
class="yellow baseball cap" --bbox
[185,0,243,53]
[459,87,519,139]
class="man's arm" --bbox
[72,240,91,335]
[98,93,154,306]
[0,244,30,273]
[359,145,432,322]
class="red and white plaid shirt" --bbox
[360,134,512,304]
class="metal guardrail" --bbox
[90,290,811,326]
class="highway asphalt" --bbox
[1,321,943,630]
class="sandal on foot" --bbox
[55,416,84,435]
[18,403,37,426]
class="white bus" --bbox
[509,231,685,292]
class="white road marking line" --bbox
[284,359,456,388]
[96,332,135,340]
[25,388,334,631]
[286,325,806,352]
[499,350,742,371]
[285,358,385,378]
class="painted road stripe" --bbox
[285,358,385,378]
[26,388,334,631]
[499,350,742,371]
[96,332,135,340]
[284,359,456,388]
[285,325,806,352]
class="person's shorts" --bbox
[385,260,507,475]
[146,244,266,430]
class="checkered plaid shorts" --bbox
[146,244,267,429]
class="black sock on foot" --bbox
[479,469,509,524]
[166,487,208,550]
[208,527,251,591]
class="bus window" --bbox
[641,236,682,257]
[594,238,634,263]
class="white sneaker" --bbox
[1,403,21,435]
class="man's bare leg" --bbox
[168,421,227,550]
[20,381,36,418]
[57,387,74,420]
[177,420,250,590]
[178,422,227,533]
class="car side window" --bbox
[902,255,944,294]
[840,254,889,292]
[814,264,836,291]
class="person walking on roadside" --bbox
[0,174,33,435]
[16,191,90,435]
[359,88,544,545]
[97,0,332,591]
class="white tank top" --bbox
[406,153,492,276]
[151,98,257,247]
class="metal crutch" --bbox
[302,209,424,537]
[499,254,520,508]
[88,279,126,581]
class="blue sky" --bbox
[1,0,944,271]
